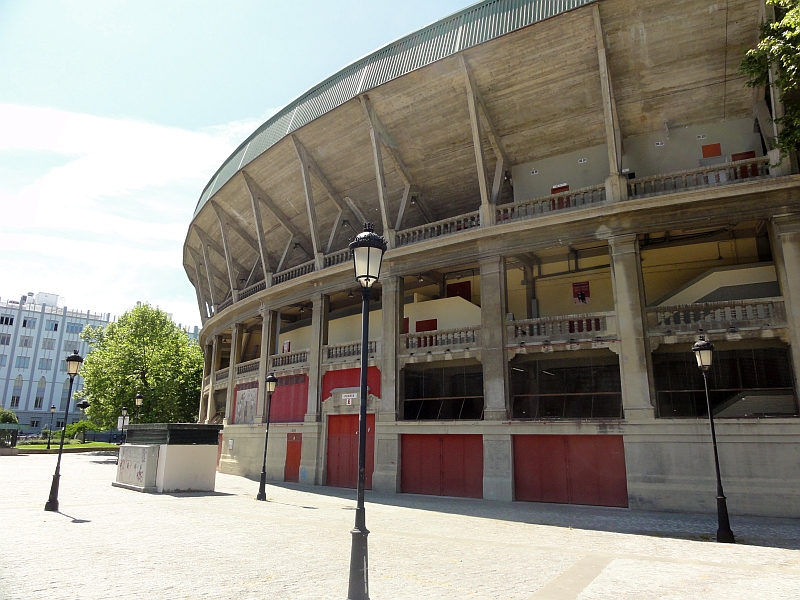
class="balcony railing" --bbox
[497,183,606,223]
[324,248,351,268]
[508,312,617,345]
[401,326,479,352]
[238,280,267,300]
[273,260,315,285]
[235,358,260,376]
[203,375,210,388]
[627,156,770,199]
[214,367,229,383]
[269,349,310,369]
[396,211,480,247]
[217,297,234,312]
[324,340,378,362]
[647,297,786,336]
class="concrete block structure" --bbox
[183,0,800,517]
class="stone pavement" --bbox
[1,453,799,600]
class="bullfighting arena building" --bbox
[185,0,800,517]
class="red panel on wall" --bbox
[403,317,409,334]
[446,281,472,303]
[326,414,375,490]
[702,143,722,158]
[269,375,308,423]
[284,433,302,483]
[513,435,628,508]
[415,319,438,333]
[401,434,483,499]
[321,366,381,401]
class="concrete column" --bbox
[256,306,277,420]
[224,324,241,425]
[197,343,212,422]
[205,337,220,423]
[298,422,322,486]
[608,235,655,420]
[483,433,514,501]
[373,275,404,493]
[480,256,509,421]
[769,216,800,387]
[305,293,328,421]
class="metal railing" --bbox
[497,183,606,223]
[508,312,616,344]
[325,340,378,361]
[396,211,480,247]
[401,326,479,351]
[273,260,315,285]
[647,297,786,334]
[627,156,771,199]
[235,358,260,376]
[269,349,310,369]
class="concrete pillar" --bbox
[224,324,241,424]
[298,422,322,486]
[305,294,328,421]
[256,306,277,420]
[198,342,212,422]
[608,235,655,420]
[205,337,220,423]
[483,433,514,501]
[480,256,509,421]
[769,216,800,388]
[373,275,403,493]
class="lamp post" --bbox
[46,405,56,450]
[347,223,387,600]
[44,350,83,512]
[256,373,279,501]
[120,406,128,444]
[76,400,90,443]
[135,393,144,423]
[692,338,735,544]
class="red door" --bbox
[326,414,375,489]
[513,435,628,507]
[284,433,302,483]
[401,434,483,498]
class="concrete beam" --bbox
[593,4,622,175]
[292,135,325,268]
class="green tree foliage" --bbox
[0,408,19,424]
[741,0,800,156]
[79,304,203,428]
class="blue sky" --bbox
[0,0,467,326]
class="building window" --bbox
[22,318,36,329]
[10,376,22,408]
[30,419,41,428]
[0,315,13,325]
[0,334,10,345]
[63,341,80,353]
[38,358,53,371]
[403,359,484,420]
[34,378,46,409]
[34,397,44,409]
[0,355,6,367]
[653,346,799,418]
[66,323,83,334]
[42,338,55,350]
[15,356,30,369]
[10,396,20,408]
[60,380,70,410]
[59,361,67,372]
[56,420,64,428]
[45,320,59,331]
[19,336,33,348]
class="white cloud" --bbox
[0,103,263,326]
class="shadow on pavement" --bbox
[56,511,91,524]
[163,491,236,498]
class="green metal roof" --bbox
[194,0,597,217]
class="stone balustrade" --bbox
[396,211,480,247]
[269,349,310,370]
[324,340,379,362]
[647,297,786,336]
[238,280,267,300]
[273,260,315,285]
[235,358,260,377]
[508,312,617,345]
[324,248,351,268]
[214,367,229,382]
[401,327,480,353]
[497,183,606,223]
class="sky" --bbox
[0,0,468,327]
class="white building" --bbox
[0,293,111,433]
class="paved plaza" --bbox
[1,452,800,599]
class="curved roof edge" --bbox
[193,0,596,218]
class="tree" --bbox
[79,303,203,428]
[0,408,19,424]
[741,0,800,157]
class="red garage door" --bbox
[326,414,374,490]
[401,434,483,498]
[284,433,302,483]
[513,435,628,507]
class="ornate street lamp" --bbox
[135,393,144,423]
[46,405,56,450]
[120,406,128,443]
[256,373,279,501]
[45,350,83,512]
[347,223,387,600]
[692,338,735,544]
[76,400,90,443]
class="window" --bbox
[0,355,6,367]
[30,419,41,428]
[45,320,58,332]
[22,318,36,329]
[10,376,22,408]
[34,397,43,409]
[63,341,80,353]
[56,420,64,428]
[66,323,83,334]
[19,336,33,348]
[38,358,53,371]
[403,359,485,420]
[10,396,20,408]
[42,338,55,350]
[0,334,9,345]
[60,380,70,410]
[15,356,30,369]
[0,315,13,326]
[59,361,67,372]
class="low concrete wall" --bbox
[114,445,159,492]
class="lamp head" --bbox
[50,405,56,414]
[692,338,714,371]
[65,350,84,376]
[76,399,90,411]
[265,373,278,394]
[349,223,387,288]
[135,393,144,407]
[121,406,128,417]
